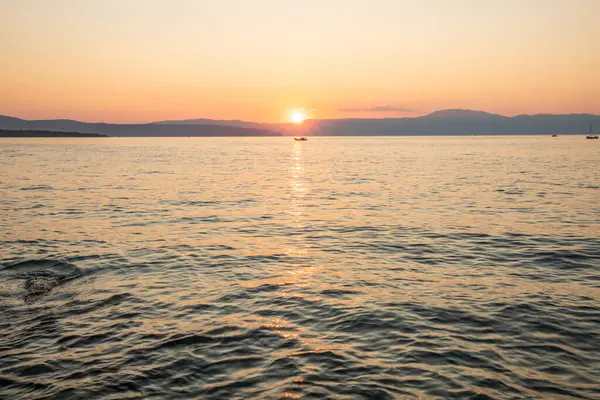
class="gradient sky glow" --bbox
[1,0,599,123]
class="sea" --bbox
[1,136,599,399]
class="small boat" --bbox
[551,134,558,137]
[586,124,598,139]
[294,137,307,141]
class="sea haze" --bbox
[1,136,599,399]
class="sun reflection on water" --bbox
[286,141,310,258]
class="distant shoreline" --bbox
[2,109,598,136]
[0,129,107,138]
[0,131,594,138]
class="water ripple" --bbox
[1,137,599,399]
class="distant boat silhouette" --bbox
[586,124,598,139]
[294,137,307,141]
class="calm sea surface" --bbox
[1,136,599,399]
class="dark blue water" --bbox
[1,137,599,399]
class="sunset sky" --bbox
[1,0,599,123]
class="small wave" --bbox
[19,185,55,191]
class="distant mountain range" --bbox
[152,118,269,130]
[0,115,281,137]
[278,110,600,136]
[0,129,106,138]
[1,109,599,137]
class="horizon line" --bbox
[2,109,600,125]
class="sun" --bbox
[289,110,306,124]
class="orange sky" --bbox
[1,0,599,123]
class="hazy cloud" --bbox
[339,105,414,113]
